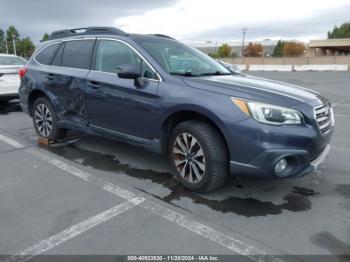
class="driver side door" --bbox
[85,39,161,141]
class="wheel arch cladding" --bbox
[28,90,50,116]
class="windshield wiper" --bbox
[170,72,199,77]
[170,71,233,77]
[199,71,233,76]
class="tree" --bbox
[0,29,5,53]
[230,51,237,58]
[208,52,219,58]
[0,26,35,57]
[6,26,20,54]
[328,21,350,39]
[40,33,49,42]
[217,43,232,58]
[18,37,35,58]
[245,42,262,57]
[283,41,305,57]
[272,40,285,57]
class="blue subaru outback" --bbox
[19,27,334,192]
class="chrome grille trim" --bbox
[314,104,334,134]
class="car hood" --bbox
[183,74,325,107]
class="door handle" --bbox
[87,81,100,90]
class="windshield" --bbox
[0,56,26,66]
[133,36,230,76]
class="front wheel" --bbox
[32,97,67,140]
[168,120,228,193]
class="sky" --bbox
[0,0,349,44]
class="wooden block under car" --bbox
[37,136,55,146]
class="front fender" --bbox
[155,103,241,157]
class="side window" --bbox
[51,43,64,66]
[61,40,94,70]
[35,43,59,65]
[95,40,156,79]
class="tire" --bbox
[168,120,228,193]
[32,97,67,140]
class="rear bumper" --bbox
[0,84,19,95]
[0,93,19,101]
[229,144,331,178]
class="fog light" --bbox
[275,158,288,174]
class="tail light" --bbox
[19,67,27,78]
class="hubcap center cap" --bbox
[186,152,192,161]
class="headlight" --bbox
[231,98,303,125]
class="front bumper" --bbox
[230,144,331,178]
[310,144,331,170]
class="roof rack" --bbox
[152,34,175,40]
[48,27,128,40]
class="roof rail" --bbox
[48,27,128,40]
[152,34,175,40]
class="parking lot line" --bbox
[0,132,286,261]
[141,201,280,260]
[4,197,145,262]
[25,147,138,200]
[0,134,25,149]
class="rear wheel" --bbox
[32,97,67,140]
[168,120,228,193]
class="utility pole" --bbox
[241,28,247,57]
[5,40,9,54]
[12,34,17,55]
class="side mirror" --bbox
[116,64,141,79]
[116,64,144,88]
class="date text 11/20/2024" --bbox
[127,255,220,261]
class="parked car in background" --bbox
[0,54,26,102]
[19,27,334,193]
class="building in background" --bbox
[191,39,277,57]
[308,38,350,56]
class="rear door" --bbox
[44,39,95,125]
[85,39,160,140]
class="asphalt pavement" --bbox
[0,72,349,261]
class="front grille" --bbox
[314,104,334,134]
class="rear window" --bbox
[61,40,94,70]
[0,56,26,66]
[35,43,59,65]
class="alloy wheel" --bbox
[34,103,53,137]
[173,132,206,183]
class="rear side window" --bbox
[61,40,94,70]
[35,43,59,65]
[51,44,64,66]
